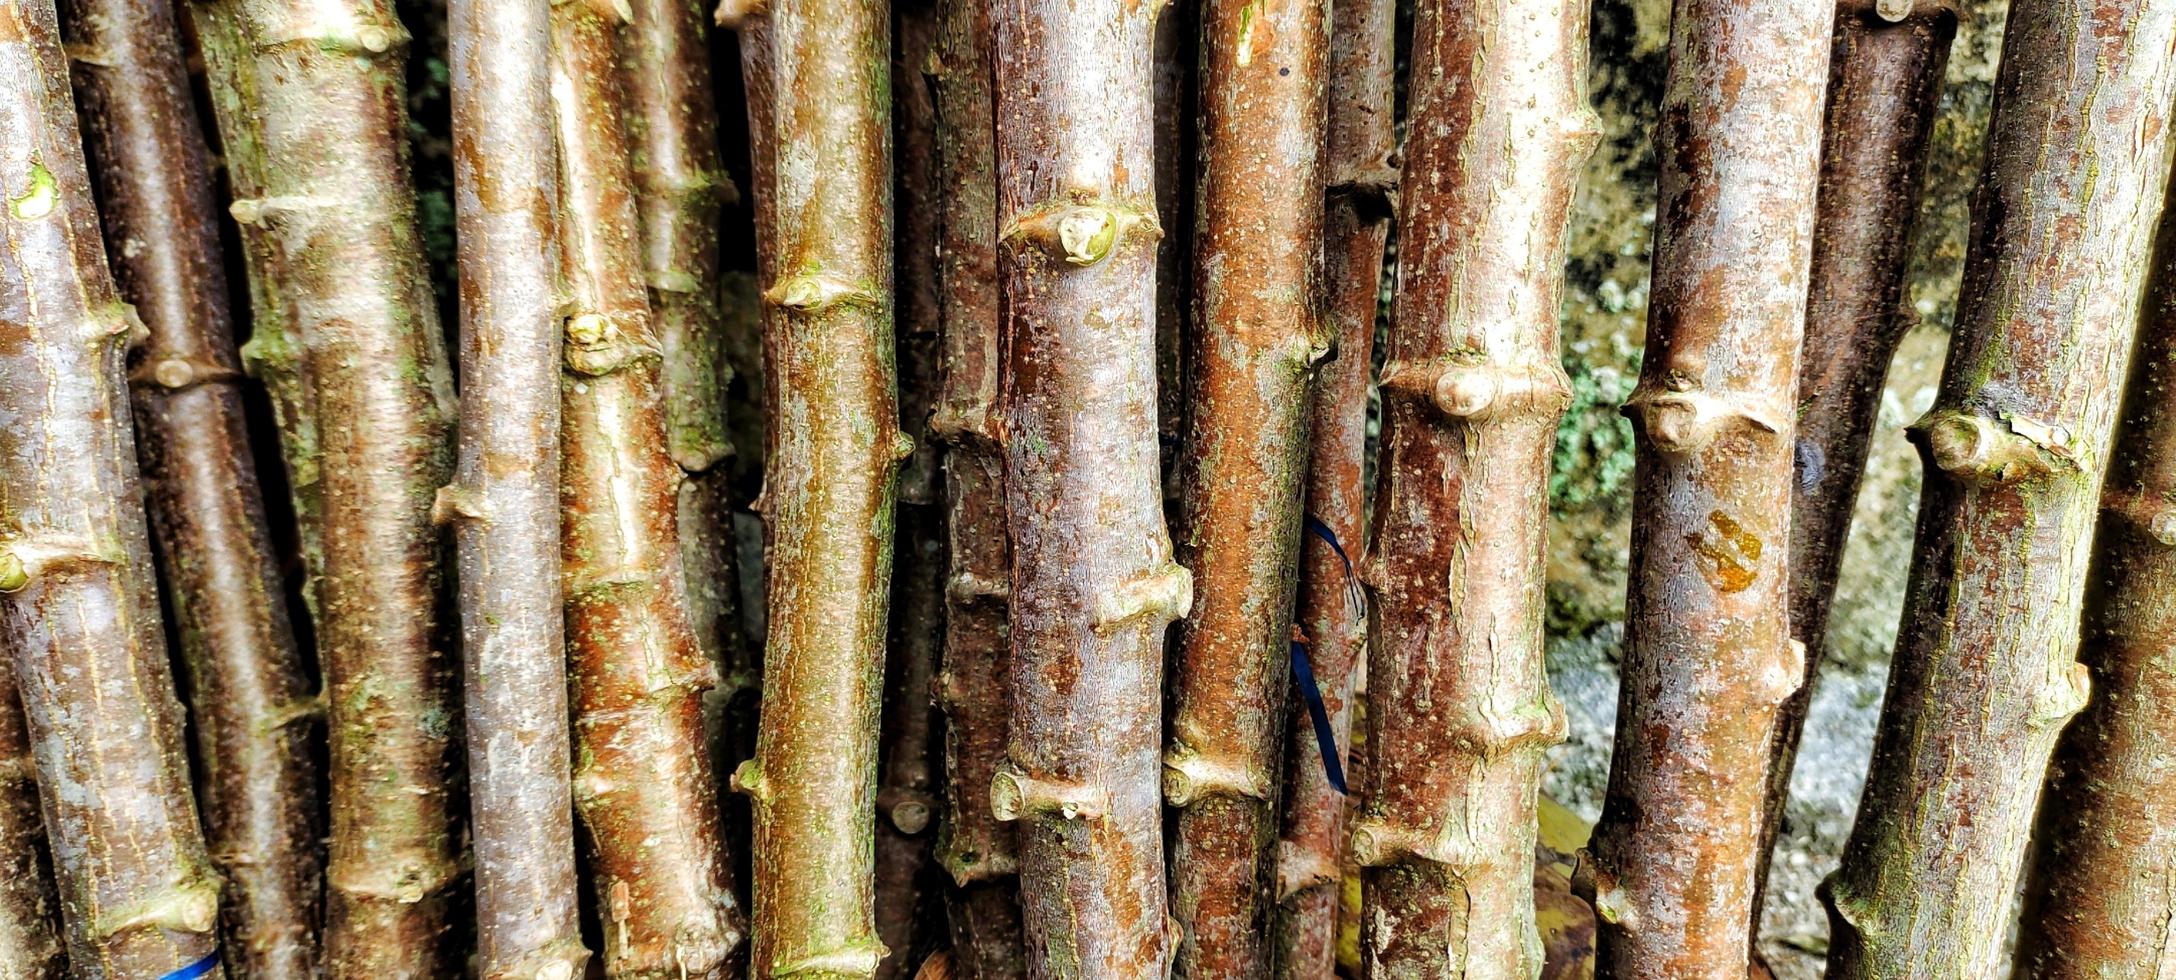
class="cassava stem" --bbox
[1267,0,1393,972]
[549,2,744,975]
[182,0,321,610]
[619,0,749,788]
[1580,0,1830,972]
[0,663,63,978]
[447,0,588,973]
[1164,1,1326,975]
[729,0,901,974]
[875,5,945,971]
[64,0,325,970]
[0,1,223,974]
[1349,0,1596,973]
[991,0,1185,974]
[1756,0,1957,930]
[1823,0,2176,974]
[221,0,469,969]
[928,0,1024,972]
[2013,153,2176,980]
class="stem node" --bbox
[1090,561,1192,633]
[989,766,1107,822]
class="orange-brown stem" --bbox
[1824,0,2176,973]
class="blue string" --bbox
[1289,640,1347,795]
[161,952,220,980]
[1303,514,1352,574]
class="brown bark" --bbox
[1579,0,1829,974]
[1151,0,1194,497]
[182,0,321,613]
[927,0,1023,973]
[991,1,1182,975]
[2014,159,2176,980]
[1164,2,1325,976]
[727,0,901,975]
[549,3,744,975]
[0,2,223,975]
[1268,0,1393,974]
[1823,0,2176,974]
[0,663,64,978]
[619,0,750,791]
[64,0,326,971]
[1755,0,1957,932]
[446,0,588,973]
[876,5,945,972]
[202,0,471,970]
[1349,0,1595,974]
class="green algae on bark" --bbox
[0,662,63,978]
[1349,0,1595,975]
[1824,0,2176,973]
[211,0,470,970]
[1756,0,1957,942]
[550,1,745,974]
[1164,2,1326,976]
[990,0,1183,975]
[1579,0,1830,973]
[0,2,222,974]
[1267,0,1392,974]
[727,0,902,974]
[447,0,588,973]
[65,0,326,970]
[927,0,1023,972]
[2014,156,2176,980]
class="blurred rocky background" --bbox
[1539,1,2008,975]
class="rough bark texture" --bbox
[1349,0,1595,974]
[64,0,326,971]
[991,1,1182,975]
[1164,2,1325,976]
[1756,0,1957,930]
[729,0,900,975]
[0,2,223,974]
[214,0,469,970]
[0,663,63,979]
[620,0,749,792]
[2013,163,2176,980]
[1267,0,1392,973]
[183,0,321,611]
[928,0,1024,973]
[876,5,945,972]
[1824,0,2176,973]
[1580,0,1829,974]
[447,0,588,973]
[549,3,744,976]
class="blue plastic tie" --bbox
[1289,640,1348,795]
[162,952,221,980]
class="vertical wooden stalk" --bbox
[549,2,745,975]
[446,0,588,973]
[0,663,64,977]
[65,0,325,971]
[1756,0,1957,927]
[182,0,321,612]
[876,4,945,972]
[1579,0,1828,973]
[1350,0,1595,974]
[1165,2,1326,976]
[1823,0,2176,974]
[992,0,1182,975]
[2013,163,2176,980]
[1150,0,1194,494]
[928,0,1024,973]
[729,0,900,974]
[211,0,470,970]
[620,0,750,784]
[1267,0,1393,973]
[0,1,223,974]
